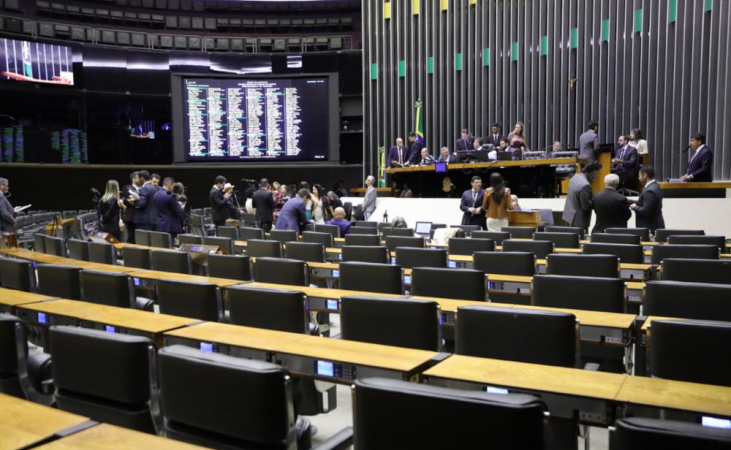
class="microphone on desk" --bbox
[681,145,691,154]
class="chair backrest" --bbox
[651,244,719,264]
[268,229,298,244]
[582,243,644,264]
[341,246,389,264]
[590,233,641,245]
[122,247,151,269]
[532,274,625,313]
[667,235,725,250]
[36,265,82,300]
[314,223,340,239]
[151,251,193,275]
[644,281,731,322]
[134,229,151,246]
[239,226,265,241]
[344,234,381,247]
[156,345,298,448]
[44,235,67,257]
[385,236,424,252]
[254,257,308,286]
[448,238,495,256]
[553,151,579,175]
[0,257,36,291]
[606,227,650,241]
[80,270,134,308]
[545,226,586,239]
[382,228,414,238]
[354,220,379,228]
[650,320,731,387]
[533,232,580,249]
[202,236,235,255]
[301,231,334,247]
[501,226,536,239]
[177,234,203,246]
[348,226,379,236]
[150,231,173,249]
[611,417,731,450]
[246,239,283,258]
[353,377,545,450]
[339,262,403,295]
[206,254,251,281]
[341,296,440,351]
[67,239,90,261]
[284,242,325,263]
[157,279,222,322]
[395,248,447,269]
[88,242,116,265]
[456,306,576,367]
[661,258,731,285]
[377,222,392,232]
[452,225,481,236]
[411,267,485,301]
[0,314,24,382]
[216,226,239,240]
[49,326,154,433]
[473,251,536,276]
[471,231,511,245]
[546,254,620,278]
[502,240,555,259]
[228,286,307,333]
[33,234,46,253]
[654,228,705,243]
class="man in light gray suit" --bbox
[0,178,17,232]
[579,121,600,160]
[363,175,377,221]
[562,161,602,232]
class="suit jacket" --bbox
[592,188,632,234]
[686,145,714,182]
[460,189,486,228]
[120,184,138,223]
[363,186,377,213]
[634,181,665,232]
[153,189,187,233]
[252,188,275,222]
[437,154,457,164]
[408,140,424,165]
[485,133,505,147]
[326,218,352,236]
[455,137,475,152]
[579,129,599,160]
[419,155,437,166]
[387,145,408,167]
[133,182,158,225]
[612,145,639,182]
[210,186,237,222]
[562,173,594,229]
[276,196,308,232]
[0,192,15,232]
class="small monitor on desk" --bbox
[415,221,432,237]
[456,147,494,163]
[435,162,447,173]
[496,151,513,161]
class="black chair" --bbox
[546,254,620,278]
[151,251,193,275]
[207,254,251,281]
[456,306,576,367]
[177,234,203,246]
[501,226,536,239]
[269,229,298,244]
[122,247,151,269]
[254,257,308,286]
[502,240,554,259]
[80,270,141,309]
[0,314,52,401]
[452,225,481,236]
[348,227,378,236]
[33,234,46,253]
[239,226,265,241]
[88,242,116,265]
[44,235,67,257]
[353,377,545,450]
[216,226,239,240]
[472,231,511,245]
[49,326,155,433]
[302,231,334,248]
[285,242,326,263]
[157,279,223,322]
[395,248,447,269]
[341,246,389,264]
[150,231,173,249]
[582,243,644,264]
[590,233,641,245]
[532,275,625,313]
[339,262,403,295]
[314,223,340,239]
[247,239,283,258]
[473,251,536,276]
[354,220,378,228]
[533,232,580,249]
[448,238,495,256]
[0,257,35,291]
[649,319,731,387]
[655,228,705,243]
[644,281,731,322]
[545,226,586,239]
[610,417,731,449]
[134,229,151,246]
[383,227,415,239]
[67,238,90,261]
[203,236,235,255]
[606,227,650,241]
[411,267,485,301]
[344,234,380,247]
[651,244,719,265]
[228,286,308,333]
[661,258,731,285]
[667,235,726,250]
[340,296,440,351]
[377,222,392,232]
[385,236,424,252]
[36,265,81,300]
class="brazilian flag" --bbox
[414,99,425,146]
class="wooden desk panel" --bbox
[0,287,56,311]
[658,182,731,190]
[164,321,307,353]
[616,376,731,418]
[513,305,636,330]
[0,248,136,274]
[385,157,581,174]
[36,423,204,450]
[244,282,405,300]
[127,269,245,287]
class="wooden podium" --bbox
[508,210,545,227]
[591,150,612,193]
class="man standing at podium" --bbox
[682,133,714,182]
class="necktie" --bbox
[619,148,624,160]
[398,148,402,165]
[464,139,468,148]
[472,191,477,203]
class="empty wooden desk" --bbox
[0,248,137,274]
[127,269,245,288]
[35,423,203,450]
[0,287,56,314]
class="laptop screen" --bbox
[415,222,432,236]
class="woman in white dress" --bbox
[629,128,649,155]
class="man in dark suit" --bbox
[252,178,275,232]
[387,137,408,168]
[275,189,310,233]
[438,147,456,163]
[630,166,665,232]
[121,171,140,243]
[592,173,632,234]
[407,132,424,166]
[682,133,714,182]
[418,148,436,166]
[132,170,158,231]
[153,177,187,238]
[210,175,238,227]
[485,123,505,147]
[611,135,639,184]
[455,129,475,151]
[460,176,486,229]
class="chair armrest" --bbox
[583,362,601,371]
[312,426,353,450]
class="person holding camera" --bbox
[210,176,239,227]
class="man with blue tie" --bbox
[387,137,408,168]
[682,133,714,182]
[460,176,486,228]
[611,135,638,184]
[455,129,475,151]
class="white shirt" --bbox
[645,179,656,188]
[689,144,705,164]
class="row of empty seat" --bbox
[75,0,359,13]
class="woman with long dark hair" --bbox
[482,173,515,232]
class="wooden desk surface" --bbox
[245,282,405,300]
[0,248,136,274]
[0,392,90,450]
[0,287,56,308]
[164,321,308,352]
[616,375,731,418]
[658,181,731,190]
[35,423,204,450]
[513,305,636,329]
[641,316,692,332]
[127,269,245,287]
[19,299,196,334]
[386,157,581,174]
[407,295,513,313]
[423,354,625,400]
[234,240,342,254]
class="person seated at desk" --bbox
[275,189,311,233]
[460,176,486,229]
[418,148,437,166]
[482,173,514,232]
[592,173,632,234]
[326,207,351,236]
[387,137,409,168]
[682,133,714,182]
[438,147,456,164]
[611,135,639,184]
[473,138,498,161]
[455,129,475,151]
